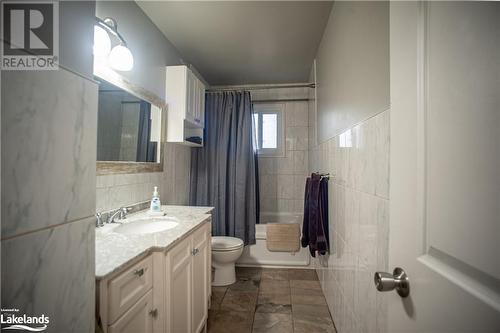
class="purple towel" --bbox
[301,173,330,257]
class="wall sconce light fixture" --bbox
[94,17,134,71]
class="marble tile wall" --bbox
[96,172,162,212]
[308,77,317,154]
[310,110,390,333]
[2,71,97,238]
[253,88,309,215]
[96,142,191,212]
[1,218,95,332]
[1,69,97,332]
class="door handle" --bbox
[374,267,410,297]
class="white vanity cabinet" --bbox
[166,65,206,147]
[97,221,211,333]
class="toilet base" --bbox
[212,262,236,286]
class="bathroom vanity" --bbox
[95,205,213,333]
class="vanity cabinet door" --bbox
[109,290,154,333]
[166,237,193,333]
[191,225,209,333]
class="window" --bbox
[253,104,285,156]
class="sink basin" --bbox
[114,217,179,235]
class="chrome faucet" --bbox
[107,207,131,224]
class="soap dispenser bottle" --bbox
[150,186,161,212]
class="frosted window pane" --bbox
[262,114,277,148]
[253,113,259,149]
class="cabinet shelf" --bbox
[182,141,203,148]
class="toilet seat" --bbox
[212,236,244,252]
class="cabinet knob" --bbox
[133,268,144,277]
[149,308,158,318]
[192,248,199,256]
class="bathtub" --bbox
[236,212,311,267]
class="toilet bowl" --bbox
[211,236,244,286]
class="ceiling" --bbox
[137,1,333,85]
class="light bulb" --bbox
[109,45,134,71]
[93,25,111,57]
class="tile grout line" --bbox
[1,214,95,241]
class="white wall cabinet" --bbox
[166,65,206,147]
[97,221,211,333]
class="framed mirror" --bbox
[95,68,167,175]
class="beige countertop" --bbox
[95,205,213,280]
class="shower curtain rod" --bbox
[207,83,315,92]
[252,98,310,103]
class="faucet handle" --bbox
[95,212,103,227]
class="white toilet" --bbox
[211,236,244,286]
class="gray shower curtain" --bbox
[136,101,152,162]
[190,91,258,245]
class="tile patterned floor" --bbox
[208,267,337,333]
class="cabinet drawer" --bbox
[108,256,153,324]
[109,289,154,333]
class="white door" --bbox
[186,69,197,124]
[193,76,200,124]
[199,81,206,128]
[192,225,209,333]
[167,238,193,333]
[388,2,500,332]
[185,68,193,123]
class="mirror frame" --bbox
[95,66,167,175]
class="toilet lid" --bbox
[212,236,244,251]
